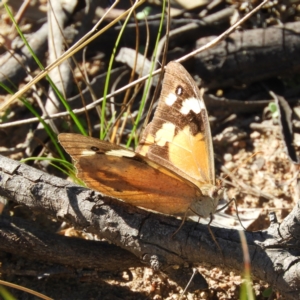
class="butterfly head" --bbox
[189,184,225,218]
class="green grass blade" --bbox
[4,4,85,135]
[127,0,166,147]
[100,5,140,140]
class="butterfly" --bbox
[58,61,223,218]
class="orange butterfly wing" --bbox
[137,62,215,190]
[58,133,202,216]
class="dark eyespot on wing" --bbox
[91,147,106,155]
[176,85,183,96]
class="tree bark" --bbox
[195,21,300,89]
[0,214,140,272]
[0,154,299,299]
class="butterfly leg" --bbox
[171,209,189,238]
[207,214,224,262]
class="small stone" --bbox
[250,131,261,139]
[224,153,232,162]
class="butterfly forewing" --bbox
[58,133,202,216]
[136,61,215,189]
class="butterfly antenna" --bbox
[215,196,247,231]
[215,195,233,213]
[233,197,247,231]
[218,152,263,230]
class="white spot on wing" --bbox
[165,93,177,106]
[155,123,176,146]
[81,150,97,156]
[180,97,204,115]
[106,149,135,157]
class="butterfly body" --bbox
[58,62,223,218]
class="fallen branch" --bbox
[0,154,299,299]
